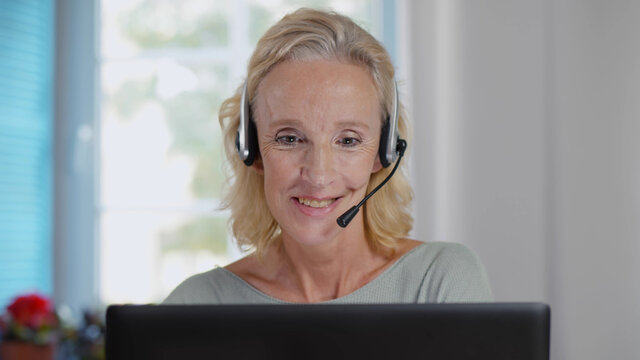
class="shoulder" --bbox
[162,267,233,304]
[419,241,482,266]
[399,240,479,268]
[409,241,494,303]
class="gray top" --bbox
[163,241,493,304]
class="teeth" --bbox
[297,197,336,208]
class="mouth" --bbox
[294,197,339,208]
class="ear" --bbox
[371,155,383,174]
[252,156,264,175]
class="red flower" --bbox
[7,293,55,329]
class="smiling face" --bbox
[253,59,383,246]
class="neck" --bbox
[273,221,385,302]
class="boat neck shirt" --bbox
[163,241,493,304]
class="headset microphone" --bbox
[336,139,407,228]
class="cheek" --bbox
[340,153,378,189]
[261,152,299,195]
[262,166,288,217]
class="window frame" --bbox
[54,0,100,316]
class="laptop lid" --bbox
[106,303,550,360]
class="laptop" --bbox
[106,303,550,360]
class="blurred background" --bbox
[0,0,638,359]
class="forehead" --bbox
[255,60,381,129]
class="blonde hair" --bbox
[219,8,413,257]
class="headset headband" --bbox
[236,80,401,168]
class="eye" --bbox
[338,137,360,147]
[276,135,300,146]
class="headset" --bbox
[235,80,402,168]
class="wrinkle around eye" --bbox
[260,136,301,157]
[259,141,280,158]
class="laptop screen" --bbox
[106,303,550,360]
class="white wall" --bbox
[552,1,640,359]
[405,1,640,359]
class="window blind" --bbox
[0,0,54,308]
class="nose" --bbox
[301,143,337,187]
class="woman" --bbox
[165,8,492,304]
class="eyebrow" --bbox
[267,118,302,129]
[335,120,372,131]
[267,118,372,131]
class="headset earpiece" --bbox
[236,82,258,166]
[379,81,401,168]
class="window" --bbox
[99,0,389,305]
